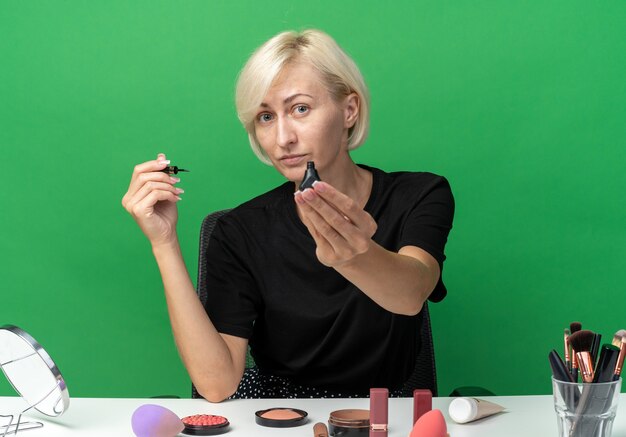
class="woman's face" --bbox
[253,61,358,183]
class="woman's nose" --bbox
[276,116,297,147]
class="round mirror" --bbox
[0,325,69,417]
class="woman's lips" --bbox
[279,154,307,166]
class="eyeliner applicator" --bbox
[161,165,189,175]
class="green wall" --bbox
[1,1,625,399]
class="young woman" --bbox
[122,29,454,402]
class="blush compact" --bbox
[254,407,308,428]
[181,414,230,435]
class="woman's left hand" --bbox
[294,181,377,268]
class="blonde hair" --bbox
[235,29,370,165]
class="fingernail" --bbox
[302,188,315,200]
[176,196,182,201]
[170,177,180,183]
[312,180,325,192]
[158,159,171,165]
[293,190,302,196]
[175,188,185,194]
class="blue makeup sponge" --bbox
[131,404,185,437]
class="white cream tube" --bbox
[448,397,505,424]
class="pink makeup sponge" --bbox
[131,404,185,437]
[409,409,447,437]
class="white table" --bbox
[2,395,626,436]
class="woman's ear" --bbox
[344,93,360,128]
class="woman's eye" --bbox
[258,113,273,123]
[294,105,308,115]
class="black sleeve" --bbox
[399,176,455,302]
[204,214,261,339]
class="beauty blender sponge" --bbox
[131,404,185,437]
[409,409,448,437]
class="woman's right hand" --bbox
[122,153,184,247]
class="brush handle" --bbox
[569,381,620,437]
[314,422,329,437]
[591,334,602,365]
[549,350,580,410]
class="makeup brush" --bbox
[570,322,582,381]
[569,330,596,383]
[570,322,582,334]
[613,336,626,380]
[563,329,571,372]
[611,330,626,348]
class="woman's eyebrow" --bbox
[260,93,314,108]
[284,93,313,104]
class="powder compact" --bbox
[181,414,230,435]
[254,407,309,428]
[328,409,370,435]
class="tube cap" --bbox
[448,398,478,424]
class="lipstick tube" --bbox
[413,389,432,424]
[370,388,388,437]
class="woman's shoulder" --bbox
[213,181,293,229]
[238,182,292,209]
[361,164,451,194]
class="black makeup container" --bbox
[328,409,370,436]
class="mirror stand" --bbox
[0,411,43,437]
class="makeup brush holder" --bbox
[552,377,621,437]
